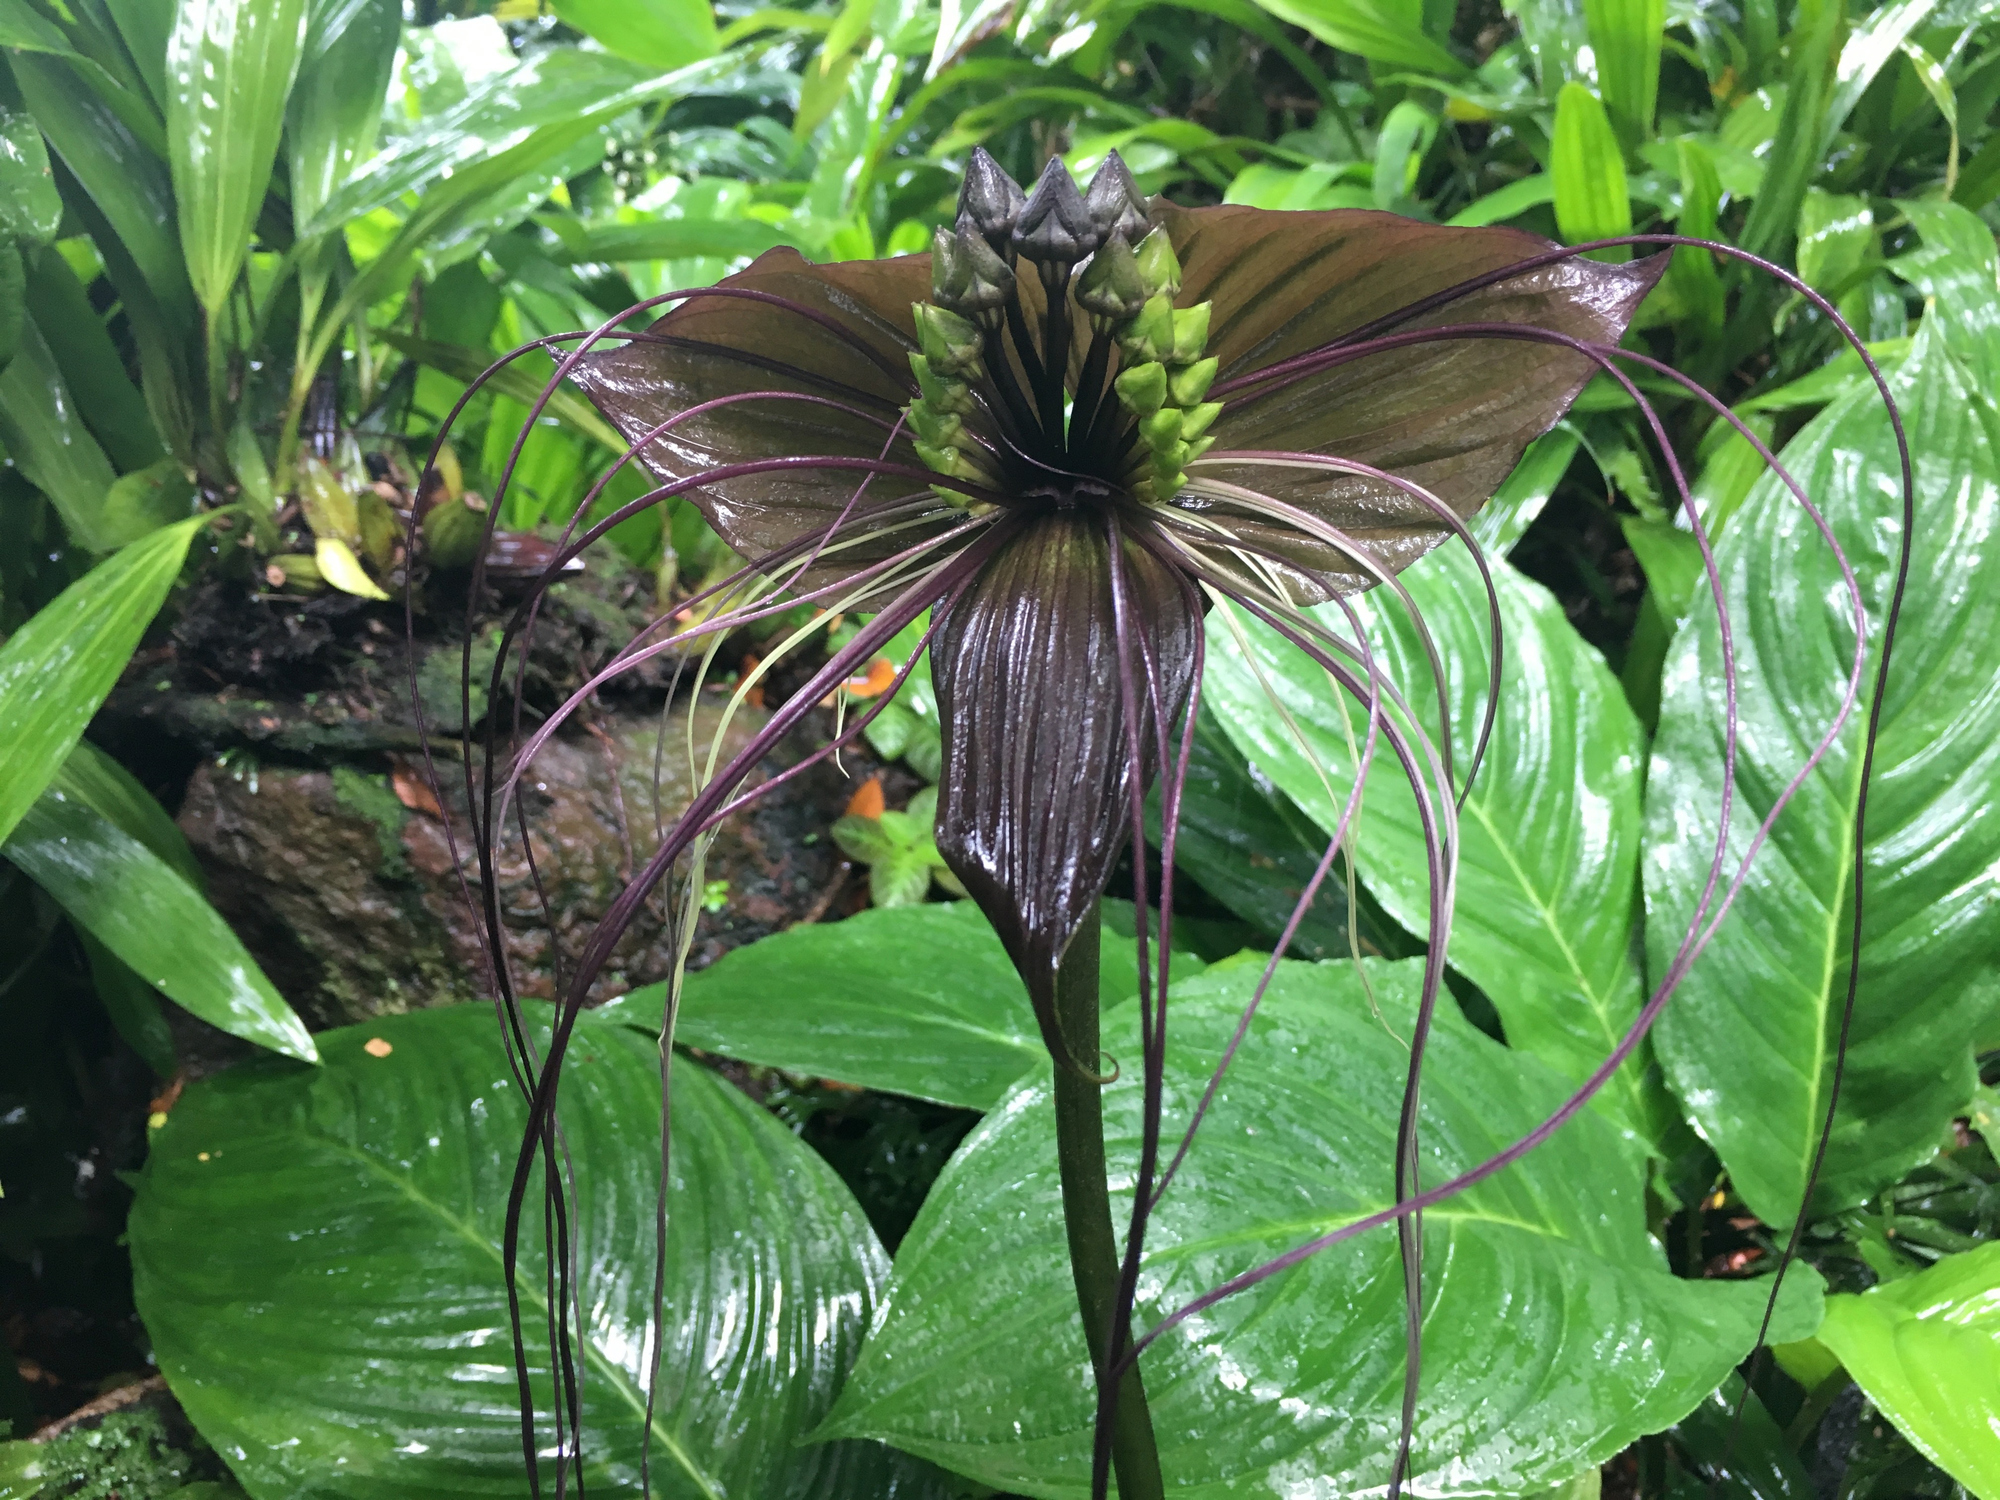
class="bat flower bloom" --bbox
[568,148,1661,1063]
[487,147,1674,1500]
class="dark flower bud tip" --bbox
[1012,157,1099,265]
[1083,151,1149,244]
[957,146,1026,247]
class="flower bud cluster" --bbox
[1104,235,1218,502]
[908,303,999,502]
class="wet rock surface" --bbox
[175,698,853,1033]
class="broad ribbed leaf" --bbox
[600,903,1205,1111]
[285,0,398,231]
[1243,0,1464,74]
[933,514,1202,1045]
[1164,202,1659,592]
[131,1006,946,1499]
[0,515,203,845]
[1815,1243,2000,1498]
[4,773,317,1062]
[1582,0,1663,139]
[165,0,310,315]
[817,957,1820,1498]
[1645,318,2000,1227]
[1894,200,2000,385]
[1203,544,1670,1146]
[573,246,956,585]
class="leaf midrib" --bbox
[320,1135,724,1500]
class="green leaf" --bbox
[1369,98,1438,208]
[23,245,166,472]
[1583,0,1662,139]
[1894,198,2000,384]
[0,89,61,247]
[101,457,197,546]
[1244,0,1465,75]
[0,317,119,551]
[285,0,399,232]
[131,1004,941,1498]
[1645,318,2000,1227]
[1204,546,1669,1147]
[0,514,203,845]
[600,903,1200,1111]
[551,0,719,72]
[9,52,197,340]
[1739,0,1840,262]
[1443,171,1555,227]
[57,738,205,887]
[1668,139,1725,339]
[83,929,179,1077]
[818,958,1821,1497]
[375,331,628,456]
[1817,0,1941,160]
[5,770,317,1062]
[1551,82,1633,252]
[166,0,310,314]
[1816,1242,2000,1497]
[1144,707,1364,962]
[541,218,805,266]
[0,242,19,373]
[1471,425,1581,556]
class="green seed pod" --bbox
[1132,226,1182,297]
[914,303,984,377]
[910,354,978,416]
[1169,301,1212,364]
[1167,355,1219,407]
[1179,400,1223,441]
[1113,360,1168,416]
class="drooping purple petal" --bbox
[1154,203,1663,594]
[930,512,1202,1063]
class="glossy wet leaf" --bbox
[130,1005,947,1499]
[1893,199,2000,385]
[25,247,165,472]
[1645,318,2000,1227]
[0,515,204,846]
[3,770,316,1062]
[0,317,118,551]
[1583,0,1662,139]
[818,957,1821,1498]
[1204,544,1669,1146]
[285,0,399,231]
[1471,425,1582,557]
[1552,83,1632,250]
[552,0,719,72]
[166,0,310,314]
[0,91,61,247]
[1143,706,1361,961]
[600,902,1203,1111]
[9,52,197,339]
[1815,1242,2000,1498]
[1244,0,1463,74]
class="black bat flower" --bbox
[568,149,1659,1067]
[448,149,1906,1500]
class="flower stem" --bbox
[1051,909,1166,1500]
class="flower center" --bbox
[904,150,1219,513]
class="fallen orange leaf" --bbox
[844,776,886,819]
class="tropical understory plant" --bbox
[3,0,1999,1497]
[436,145,1915,1500]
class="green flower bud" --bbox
[1183,435,1216,467]
[1169,301,1212,364]
[933,224,1015,315]
[1073,233,1149,322]
[1012,157,1098,264]
[910,354,977,416]
[1179,400,1223,441]
[1132,227,1182,297]
[1167,355,1219,407]
[1140,407,1183,450]
[1083,151,1149,245]
[1113,360,1168,416]
[907,400,965,449]
[1116,294,1175,363]
[914,303,984,377]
